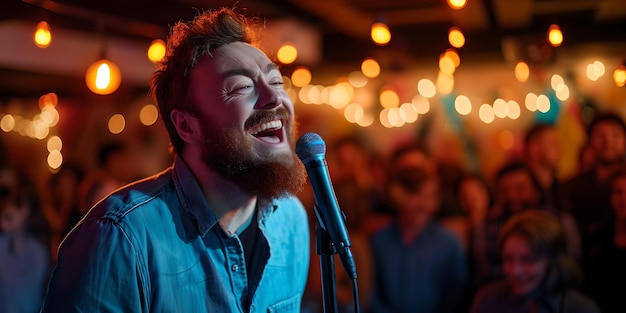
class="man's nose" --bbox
[255,82,284,110]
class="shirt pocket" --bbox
[267,294,301,313]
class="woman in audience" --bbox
[470,209,598,313]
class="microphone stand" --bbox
[315,207,339,313]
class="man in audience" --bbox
[559,112,626,267]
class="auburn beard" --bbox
[199,108,306,200]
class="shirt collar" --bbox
[171,156,279,236]
[172,156,219,236]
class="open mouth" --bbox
[248,119,284,144]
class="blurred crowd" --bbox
[302,111,626,313]
[2,111,626,312]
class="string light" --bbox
[548,24,563,47]
[447,0,467,10]
[448,27,465,48]
[371,22,391,46]
[86,59,122,95]
[277,44,297,64]
[33,21,52,48]
[147,39,166,64]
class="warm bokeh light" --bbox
[388,108,406,127]
[444,49,461,68]
[379,109,393,128]
[417,79,437,98]
[412,95,431,114]
[328,82,353,109]
[454,95,472,115]
[47,135,63,152]
[379,88,400,109]
[493,98,508,118]
[1,114,15,132]
[34,21,52,48]
[371,22,391,46]
[291,67,312,88]
[356,112,375,127]
[47,150,63,170]
[479,104,495,124]
[551,74,565,90]
[439,54,456,75]
[555,84,570,101]
[139,104,159,126]
[108,114,126,134]
[40,105,59,127]
[514,61,530,82]
[344,103,364,124]
[507,100,521,119]
[348,71,368,88]
[361,58,381,78]
[448,27,465,48]
[436,72,455,94]
[537,94,550,113]
[86,59,122,95]
[277,44,297,64]
[39,93,58,109]
[548,24,563,47]
[447,0,467,10]
[586,61,606,81]
[147,39,166,64]
[614,66,626,87]
[400,102,419,123]
[525,93,538,112]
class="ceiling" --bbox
[1,0,626,100]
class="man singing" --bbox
[41,8,310,312]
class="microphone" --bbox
[296,132,357,280]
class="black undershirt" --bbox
[237,209,269,309]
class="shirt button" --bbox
[231,264,239,272]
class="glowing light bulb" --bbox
[548,24,563,47]
[85,59,122,95]
[447,0,467,10]
[34,21,52,48]
[448,27,465,48]
[514,61,530,82]
[147,39,166,63]
[277,44,297,64]
[371,22,391,46]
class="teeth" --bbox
[249,120,283,135]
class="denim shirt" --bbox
[41,157,310,313]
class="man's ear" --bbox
[170,109,200,144]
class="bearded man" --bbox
[41,8,309,313]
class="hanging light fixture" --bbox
[85,45,122,95]
[33,21,52,48]
[147,39,166,64]
[547,24,563,47]
[371,22,391,46]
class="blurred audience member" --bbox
[0,186,50,313]
[454,173,493,291]
[78,141,137,213]
[559,112,626,268]
[577,143,596,175]
[0,166,51,250]
[582,168,626,312]
[470,210,598,313]
[327,134,379,232]
[475,162,580,286]
[41,164,85,259]
[524,123,562,209]
[369,167,468,313]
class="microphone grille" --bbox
[295,132,326,161]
